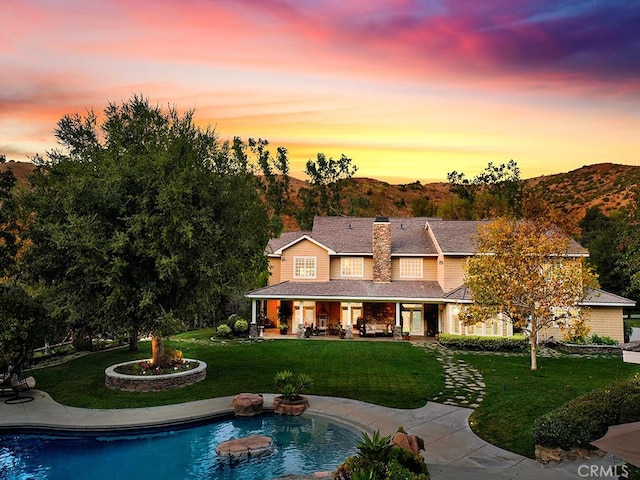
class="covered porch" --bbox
[246,280,445,339]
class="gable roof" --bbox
[268,217,588,257]
[426,220,489,255]
[269,216,438,256]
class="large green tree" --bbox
[463,218,598,370]
[0,154,49,364]
[23,96,270,364]
[578,207,629,300]
[295,153,358,230]
[442,160,524,220]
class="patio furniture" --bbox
[3,357,36,404]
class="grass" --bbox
[33,332,444,409]
[29,331,640,459]
[461,352,640,458]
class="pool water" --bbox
[0,415,359,480]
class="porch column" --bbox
[251,300,257,324]
[393,302,403,341]
[249,299,258,338]
[297,300,305,338]
[347,303,352,327]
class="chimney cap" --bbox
[374,216,390,223]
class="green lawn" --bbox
[461,352,640,458]
[30,333,640,459]
[34,333,444,409]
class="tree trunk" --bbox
[151,335,166,367]
[128,333,139,352]
[530,320,538,371]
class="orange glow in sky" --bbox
[1,1,639,183]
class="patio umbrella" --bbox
[591,422,640,467]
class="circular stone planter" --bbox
[105,359,207,392]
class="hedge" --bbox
[531,377,640,450]
[438,333,528,352]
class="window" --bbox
[294,256,317,279]
[341,257,364,277]
[399,258,423,278]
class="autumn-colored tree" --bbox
[462,218,598,370]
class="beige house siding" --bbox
[330,257,374,280]
[279,240,330,282]
[268,258,281,285]
[442,257,466,292]
[539,307,624,344]
[424,258,438,281]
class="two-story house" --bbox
[246,216,634,342]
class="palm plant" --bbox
[355,430,393,467]
[273,370,313,401]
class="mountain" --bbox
[3,161,639,233]
[527,163,639,226]
[284,163,640,232]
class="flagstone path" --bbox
[415,342,620,409]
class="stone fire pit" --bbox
[104,359,207,392]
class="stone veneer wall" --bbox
[363,302,396,325]
[105,359,207,392]
[373,218,392,283]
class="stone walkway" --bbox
[415,342,621,408]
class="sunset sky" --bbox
[1,1,639,183]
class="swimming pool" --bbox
[0,414,359,480]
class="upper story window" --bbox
[294,256,317,279]
[341,257,364,277]
[399,258,423,278]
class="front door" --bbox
[401,304,424,335]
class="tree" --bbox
[443,160,524,220]
[0,154,49,364]
[231,137,290,236]
[23,95,270,365]
[579,207,629,300]
[620,188,640,306]
[462,218,598,370]
[295,153,357,230]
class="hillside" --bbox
[3,161,639,233]
[527,163,639,227]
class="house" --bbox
[246,216,634,342]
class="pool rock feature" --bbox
[104,359,206,392]
[216,435,274,460]
[232,393,264,417]
[273,396,309,416]
[392,431,422,456]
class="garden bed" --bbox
[105,359,207,392]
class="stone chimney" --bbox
[373,217,392,283]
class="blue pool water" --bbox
[0,415,359,480]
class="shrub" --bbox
[335,429,430,480]
[233,319,248,334]
[216,324,232,338]
[273,370,313,401]
[565,334,618,345]
[620,393,640,424]
[225,314,242,330]
[438,333,528,352]
[532,377,640,449]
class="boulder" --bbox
[216,435,273,460]
[231,393,264,417]
[391,431,421,456]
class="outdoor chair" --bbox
[3,357,36,404]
